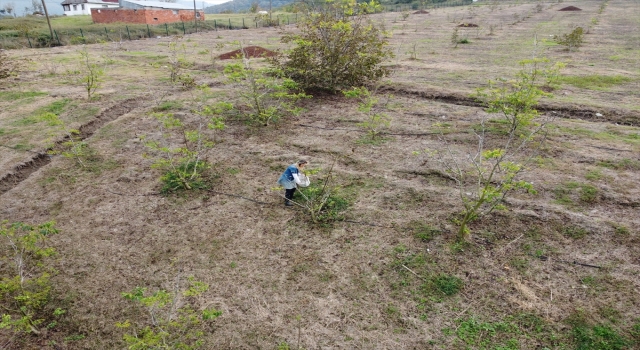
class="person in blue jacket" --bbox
[277,159,308,206]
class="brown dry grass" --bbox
[1,0,639,349]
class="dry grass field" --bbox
[1,0,639,349]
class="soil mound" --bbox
[413,10,429,14]
[559,6,582,11]
[218,46,277,60]
[458,23,479,27]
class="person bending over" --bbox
[277,159,308,206]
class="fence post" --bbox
[214,20,216,31]
[126,25,131,40]
[104,27,109,41]
[80,28,84,38]
[54,30,61,45]
[182,21,186,35]
[165,23,169,36]
[147,24,151,38]
[242,18,245,28]
[229,18,231,29]
[26,33,32,48]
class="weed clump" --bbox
[408,221,441,242]
[563,225,589,239]
[554,27,584,51]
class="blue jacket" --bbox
[277,164,299,189]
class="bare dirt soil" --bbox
[559,6,583,11]
[218,46,278,60]
[1,0,639,349]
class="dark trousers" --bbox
[285,188,296,201]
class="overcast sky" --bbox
[1,0,231,16]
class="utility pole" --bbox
[193,0,198,32]
[40,0,54,46]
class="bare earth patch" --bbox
[559,6,583,11]
[218,45,277,60]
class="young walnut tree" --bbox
[343,86,391,141]
[224,52,308,126]
[0,221,62,337]
[117,275,221,349]
[143,87,227,193]
[427,58,562,241]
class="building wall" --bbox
[91,8,204,24]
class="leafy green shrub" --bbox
[554,27,584,51]
[274,1,393,92]
[0,221,62,336]
[224,58,309,126]
[117,277,222,349]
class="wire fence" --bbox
[1,0,473,49]
[1,14,298,49]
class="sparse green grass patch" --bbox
[568,314,632,350]
[429,274,463,296]
[597,158,640,170]
[152,101,183,112]
[553,181,599,205]
[509,257,529,274]
[0,91,47,101]
[585,169,603,181]
[40,99,72,115]
[558,75,632,90]
[453,316,520,349]
[563,225,589,239]
[408,221,441,242]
